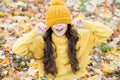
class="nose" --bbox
[55,24,62,28]
[56,24,61,26]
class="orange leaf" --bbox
[3,57,10,64]
[7,13,13,18]
[9,70,14,76]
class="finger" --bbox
[71,20,74,25]
[79,18,84,23]
[72,19,77,25]
[39,27,41,30]
[72,19,77,26]
[45,27,49,31]
[41,25,47,32]
[77,19,80,25]
[75,19,79,27]
[42,24,47,29]
[42,26,48,31]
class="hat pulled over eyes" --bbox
[46,0,72,27]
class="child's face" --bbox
[52,23,67,36]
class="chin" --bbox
[56,33,64,36]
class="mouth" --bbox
[56,28,63,32]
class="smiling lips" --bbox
[56,28,63,32]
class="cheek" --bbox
[64,26,67,32]
[51,27,56,32]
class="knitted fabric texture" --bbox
[46,0,72,27]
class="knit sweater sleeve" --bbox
[82,20,113,47]
[12,28,44,58]
[73,21,113,78]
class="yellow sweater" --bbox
[12,21,112,80]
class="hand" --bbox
[35,23,48,34]
[71,18,85,29]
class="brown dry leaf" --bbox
[81,77,88,80]
[0,59,4,63]
[2,77,14,80]
[2,44,11,51]
[15,67,23,71]
[112,29,120,38]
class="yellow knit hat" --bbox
[46,0,72,27]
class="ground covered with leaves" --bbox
[0,0,120,80]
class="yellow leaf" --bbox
[76,14,86,19]
[25,73,31,77]
[118,24,120,30]
[28,63,38,69]
[35,72,39,77]
[0,11,5,17]
[4,1,11,7]
[105,11,112,18]
[28,59,38,69]
[89,49,95,54]
[88,57,91,64]
[102,63,114,73]
[106,51,112,55]
[113,46,118,53]
[25,11,34,17]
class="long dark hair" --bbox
[43,24,79,76]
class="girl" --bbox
[12,0,112,80]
